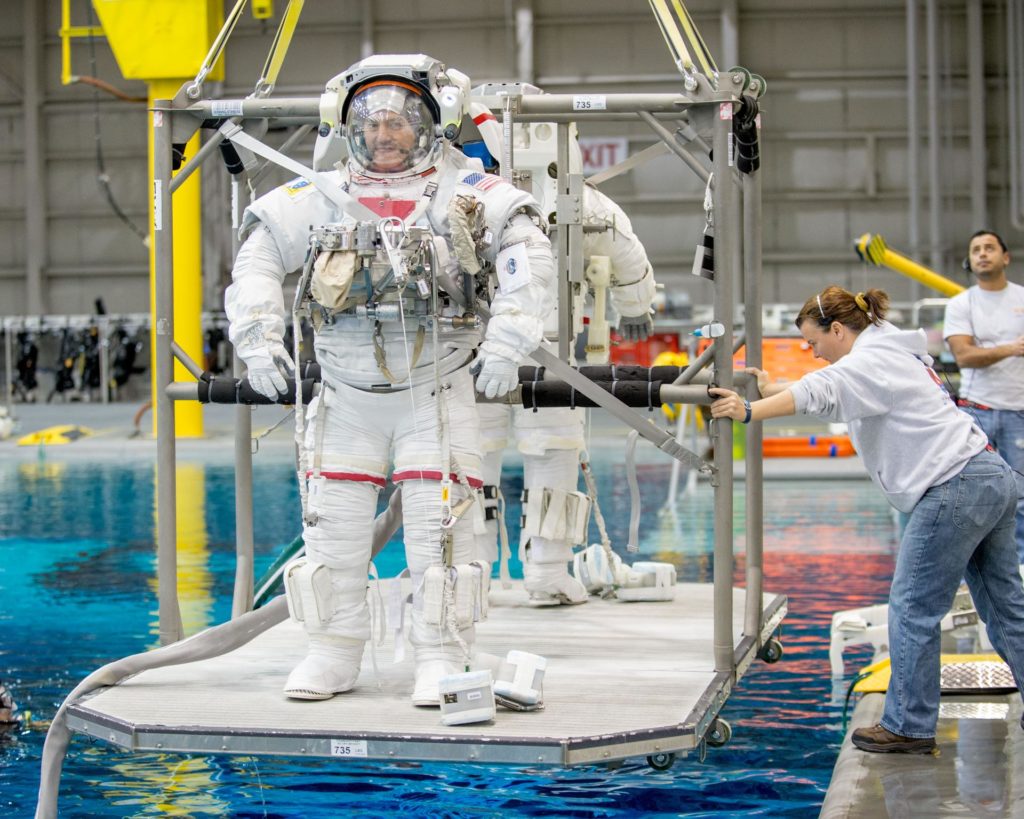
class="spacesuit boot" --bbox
[410,613,475,706]
[523,539,589,606]
[283,564,369,699]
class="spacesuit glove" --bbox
[243,342,295,400]
[617,313,654,342]
[470,350,520,399]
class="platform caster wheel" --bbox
[758,637,784,664]
[646,752,676,771]
[706,718,732,748]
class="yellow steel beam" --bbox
[854,233,965,297]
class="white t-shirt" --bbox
[943,281,1024,409]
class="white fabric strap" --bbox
[366,562,386,687]
[539,488,569,541]
[220,122,381,222]
[388,568,411,663]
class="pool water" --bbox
[0,454,897,817]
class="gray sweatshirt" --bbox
[789,321,988,513]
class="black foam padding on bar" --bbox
[520,379,663,409]
[518,365,684,383]
[196,376,316,405]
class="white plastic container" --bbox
[438,670,496,726]
[493,650,547,706]
[616,561,677,602]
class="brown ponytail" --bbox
[795,285,889,332]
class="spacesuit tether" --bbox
[225,55,556,704]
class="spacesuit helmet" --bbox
[315,55,470,178]
[345,81,438,176]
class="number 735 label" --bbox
[331,739,368,757]
[573,95,607,111]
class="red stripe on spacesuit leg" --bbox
[307,470,387,487]
[391,469,484,488]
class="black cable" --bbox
[85,4,148,244]
[841,670,874,734]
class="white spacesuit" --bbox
[225,55,555,703]
[467,108,657,604]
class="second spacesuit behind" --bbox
[225,55,557,703]
[468,119,658,604]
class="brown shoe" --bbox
[851,724,936,754]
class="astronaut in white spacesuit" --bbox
[225,55,556,703]
[466,101,657,604]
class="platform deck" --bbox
[67,583,786,767]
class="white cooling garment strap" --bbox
[219,123,380,222]
[388,567,411,663]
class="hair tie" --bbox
[854,292,869,312]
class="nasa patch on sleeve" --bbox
[496,242,529,295]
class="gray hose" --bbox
[625,429,641,553]
[35,596,289,819]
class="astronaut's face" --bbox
[345,82,436,175]
[361,111,418,172]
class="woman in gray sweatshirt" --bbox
[711,285,1024,754]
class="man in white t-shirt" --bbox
[944,229,1024,562]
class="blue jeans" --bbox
[882,449,1024,737]
[964,407,1024,563]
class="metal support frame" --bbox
[152,76,766,706]
[555,121,583,362]
[742,170,765,641]
[153,100,184,646]
[231,176,255,618]
[711,107,736,675]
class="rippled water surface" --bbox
[0,454,898,817]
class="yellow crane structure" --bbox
[61,0,226,437]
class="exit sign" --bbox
[578,137,630,175]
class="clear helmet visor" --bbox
[344,82,437,174]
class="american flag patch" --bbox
[463,172,503,191]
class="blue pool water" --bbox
[0,453,897,817]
